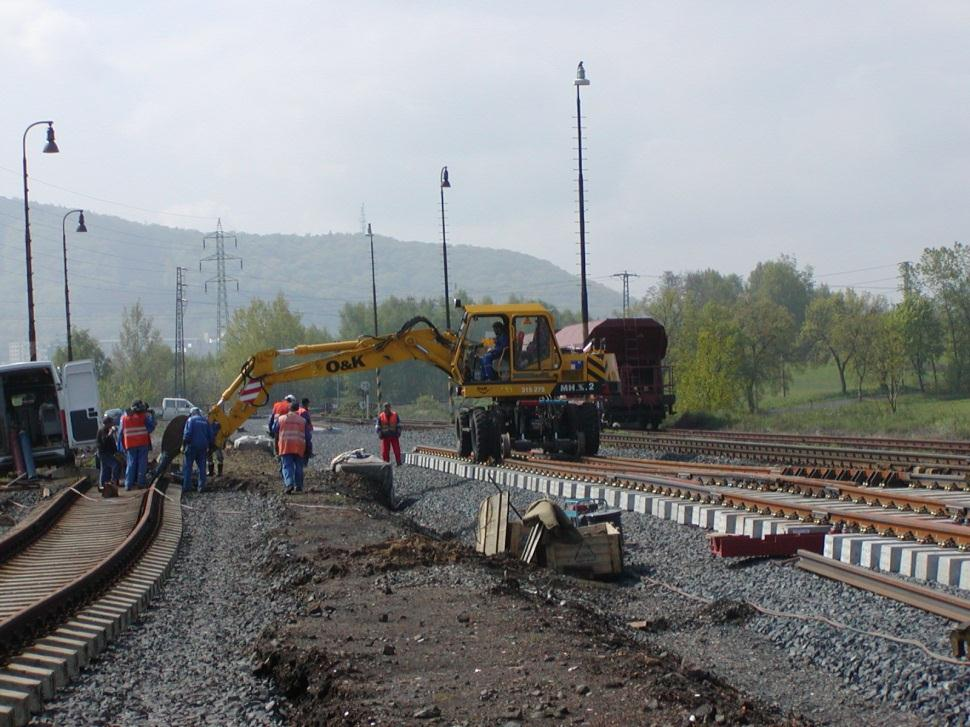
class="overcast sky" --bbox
[3,0,969,300]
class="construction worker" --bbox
[376,401,403,466]
[182,407,213,493]
[96,415,121,490]
[482,321,509,381]
[119,400,156,490]
[298,397,313,464]
[268,394,296,451]
[272,400,312,493]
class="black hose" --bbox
[396,316,450,347]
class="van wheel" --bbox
[470,408,495,463]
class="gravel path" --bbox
[310,424,970,726]
[32,491,294,726]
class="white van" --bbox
[0,360,100,472]
[160,397,195,420]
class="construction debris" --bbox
[476,493,624,578]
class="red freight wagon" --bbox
[557,318,675,429]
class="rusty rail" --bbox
[0,482,165,660]
[797,550,970,623]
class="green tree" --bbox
[733,296,796,412]
[220,295,332,404]
[800,291,865,396]
[895,292,943,392]
[52,329,112,381]
[102,303,171,409]
[845,294,886,400]
[678,315,743,413]
[747,255,814,329]
[873,309,908,413]
[916,243,970,392]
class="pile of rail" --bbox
[601,430,970,488]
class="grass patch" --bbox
[729,394,970,438]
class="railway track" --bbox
[601,431,970,485]
[0,479,182,726]
[664,428,970,456]
[412,446,970,549]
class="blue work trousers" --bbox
[281,454,304,491]
[99,456,120,486]
[182,446,208,493]
[125,446,149,489]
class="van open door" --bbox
[61,360,100,447]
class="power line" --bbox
[175,267,188,397]
[610,270,640,317]
[200,219,242,353]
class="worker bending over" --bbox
[182,407,213,493]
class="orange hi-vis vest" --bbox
[378,410,400,437]
[272,400,291,418]
[276,412,307,456]
[121,412,151,449]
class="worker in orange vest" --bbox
[375,401,403,466]
[268,394,296,455]
[272,400,312,493]
[119,400,156,490]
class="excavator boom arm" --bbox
[209,318,455,447]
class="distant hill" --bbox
[0,196,620,358]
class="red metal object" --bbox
[709,532,827,558]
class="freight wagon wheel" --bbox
[469,408,495,463]
[455,411,472,457]
[580,402,600,455]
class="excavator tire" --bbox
[470,407,495,463]
[456,411,472,457]
[580,402,600,456]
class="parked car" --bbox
[160,397,196,420]
[0,360,100,472]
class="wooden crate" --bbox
[476,491,510,555]
[544,522,623,577]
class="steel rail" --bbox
[662,428,970,456]
[412,446,970,548]
[0,478,89,564]
[797,550,970,624]
[601,432,970,475]
[0,482,164,661]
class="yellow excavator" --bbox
[209,303,618,463]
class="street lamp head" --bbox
[440,166,450,188]
[43,123,59,153]
[76,211,87,233]
[575,61,590,86]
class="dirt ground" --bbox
[221,450,810,727]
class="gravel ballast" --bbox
[27,421,970,725]
[311,424,968,726]
[32,490,293,726]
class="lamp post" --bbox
[23,121,59,361]
[439,166,452,330]
[574,62,591,342]
[61,209,86,361]
[367,223,381,413]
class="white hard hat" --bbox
[284,394,295,402]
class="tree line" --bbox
[632,243,968,415]
[56,241,967,418]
